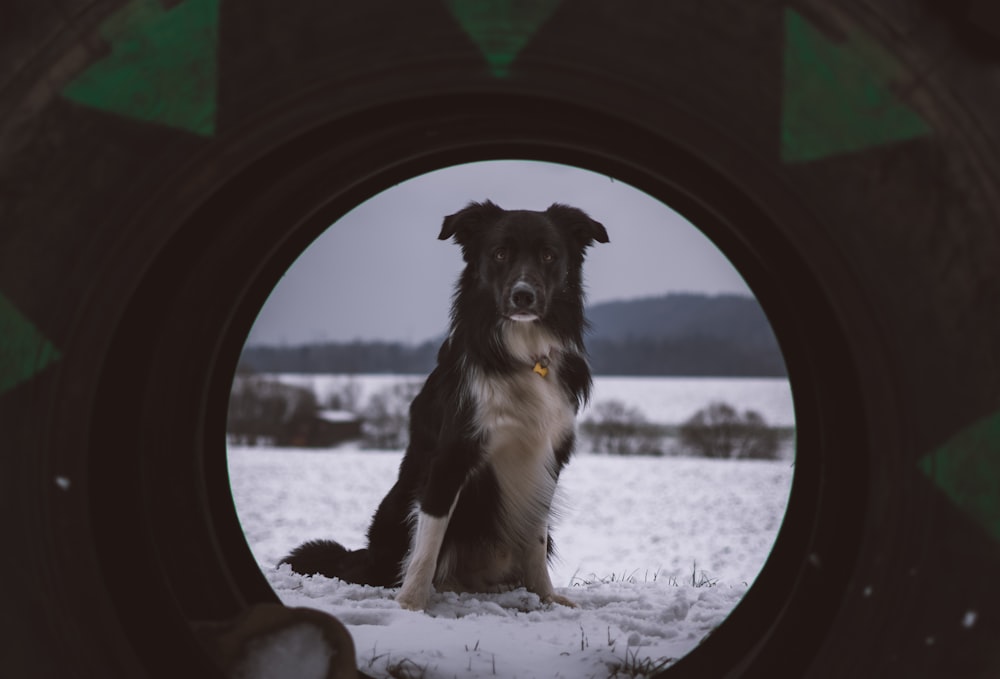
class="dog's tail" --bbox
[280,540,394,586]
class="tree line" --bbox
[239,334,786,377]
[228,374,790,459]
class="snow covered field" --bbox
[228,444,794,677]
[227,375,795,676]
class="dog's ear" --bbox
[439,200,505,246]
[545,204,609,247]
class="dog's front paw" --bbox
[395,586,429,611]
[543,593,577,608]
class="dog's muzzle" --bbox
[507,280,543,322]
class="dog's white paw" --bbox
[543,592,577,608]
[395,586,429,611]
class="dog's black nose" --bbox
[510,281,537,310]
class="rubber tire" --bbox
[3,1,999,677]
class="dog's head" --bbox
[439,200,608,324]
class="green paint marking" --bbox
[0,293,62,394]
[446,0,562,77]
[919,411,1000,544]
[62,0,219,136]
[782,8,931,163]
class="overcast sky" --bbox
[245,160,751,346]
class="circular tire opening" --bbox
[227,159,798,676]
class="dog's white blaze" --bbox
[464,322,576,589]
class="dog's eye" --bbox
[493,247,508,262]
[541,249,556,263]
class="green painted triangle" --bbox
[919,410,1000,544]
[782,8,931,163]
[446,0,562,77]
[0,293,62,395]
[62,0,218,137]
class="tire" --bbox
[3,1,999,677]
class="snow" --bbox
[315,409,360,423]
[577,376,795,427]
[227,375,794,676]
[228,445,793,678]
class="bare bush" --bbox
[581,399,664,456]
[326,378,362,412]
[227,375,318,445]
[678,401,779,459]
[361,381,422,449]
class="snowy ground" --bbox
[228,446,793,678]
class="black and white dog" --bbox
[282,200,608,610]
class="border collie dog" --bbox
[282,200,608,610]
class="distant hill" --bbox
[240,293,786,377]
[586,293,778,347]
[584,293,786,377]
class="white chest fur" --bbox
[469,321,576,453]
[467,364,575,453]
[464,322,577,548]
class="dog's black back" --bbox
[283,201,608,606]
